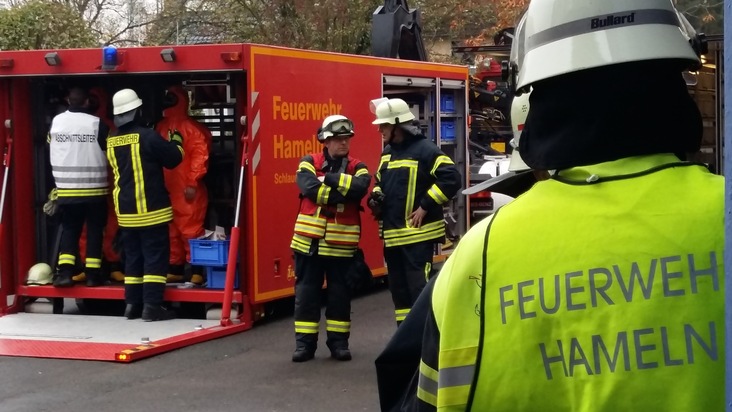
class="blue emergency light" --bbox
[102,45,118,69]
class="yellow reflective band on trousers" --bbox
[466,155,725,411]
[295,321,319,334]
[58,254,76,266]
[86,257,102,269]
[383,220,445,247]
[395,308,410,322]
[125,276,143,285]
[418,347,478,410]
[143,274,167,284]
[326,319,351,333]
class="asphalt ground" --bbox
[0,285,398,412]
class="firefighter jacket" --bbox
[48,108,110,203]
[391,154,724,411]
[373,134,461,248]
[290,150,371,258]
[106,122,184,228]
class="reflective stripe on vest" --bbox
[292,153,362,247]
[49,111,108,197]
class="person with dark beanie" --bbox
[375,1,725,410]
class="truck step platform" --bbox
[0,311,249,362]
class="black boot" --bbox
[85,270,107,287]
[330,347,352,361]
[142,304,176,322]
[124,304,143,320]
[292,347,315,362]
[52,274,74,288]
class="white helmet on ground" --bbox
[371,98,415,125]
[509,0,704,93]
[318,115,355,142]
[112,89,143,115]
[27,263,53,286]
[508,92,530,172]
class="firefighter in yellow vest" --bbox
[290,115,371,362]
[376,0,724,410]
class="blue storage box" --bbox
[206,266,239,289]
[440,94,456,113]
[440,120,456,143]
[189,239,230,266]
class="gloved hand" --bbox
[367,191,385,219]
[43,188,58,216]
[168,129,184,146]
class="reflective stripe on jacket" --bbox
[423,154,724,411]
[374,134,461,248]
[291,151,370,258]
[107,123,184,228]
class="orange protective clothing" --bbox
[156,85,211,265]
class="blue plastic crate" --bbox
[440,120,456,143]
[189,239,230,266]
[440,94,456,113]
[206,266,239,289]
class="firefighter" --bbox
[48,87,110,288]
[108,89,184,321]
[376,0,724,410]
[290,114,371,362]
[155,85,212,284]
[74,87,125,283]
[368,98,461,324]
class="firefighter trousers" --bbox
[57,200,107,276]
[383,241,434,324]
[120,225,169,306]
[293,252,352,352]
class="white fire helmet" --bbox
[318,115,355,142]
[508,0,704,93]
[26,263,53,286]
[508,92,530,172]
[112,88,143,115]
[371,98,415,125]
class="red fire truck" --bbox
[0,43,470,361]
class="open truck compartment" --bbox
[0,43,470,361]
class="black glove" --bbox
[367,191,385,219]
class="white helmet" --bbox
[508,92,530,172]
[371,98,415,125]
[509,0,703,93]
[112,88,143,115]
[318,115,355,142]
[26,263,53,286]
